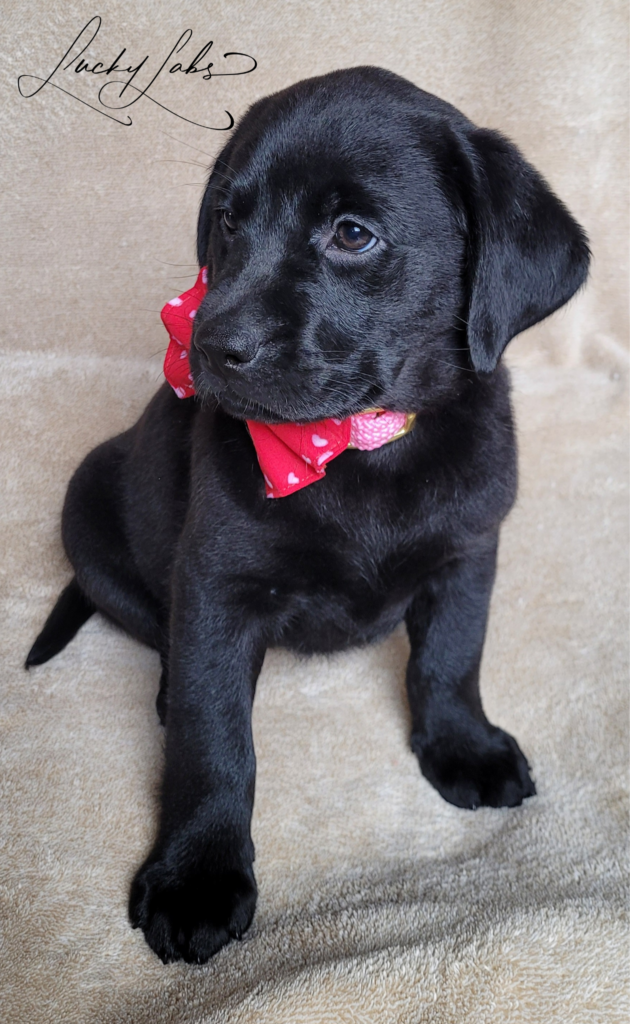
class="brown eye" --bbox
[334,221,377,253]
[223,210,237,232]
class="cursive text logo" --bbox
[17,16,257,129]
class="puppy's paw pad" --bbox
[129,861,257,963]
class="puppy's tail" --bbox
[25,577,95,668]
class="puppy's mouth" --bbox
[193,358,375,425]
[214,388,290,424]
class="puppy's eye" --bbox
[223,210,237,232]
[333,221,377,253]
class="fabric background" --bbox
[1,1,628,1021]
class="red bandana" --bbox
[161,268,414,498]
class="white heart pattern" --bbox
[287,472,300,485]
[316,450,334,466]
[311,434,328,447]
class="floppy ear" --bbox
[458,128,590,373]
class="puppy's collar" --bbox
[161,268,416,498]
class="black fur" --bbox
[25,578,95,667]
[27,67,590,963]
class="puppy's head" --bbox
[191,67,589,423]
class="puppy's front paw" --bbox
[413,725,536,810]
[129,856,257,963]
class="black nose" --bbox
[194,323,261,378]
[222,346,255,367]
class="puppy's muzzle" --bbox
[194,318,263,381]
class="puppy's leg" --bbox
[405,538,535,809]
[62,435,167,651]
[129,564,265,964]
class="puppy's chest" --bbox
[265,504,443,652]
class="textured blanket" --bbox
[1,1,627,1021]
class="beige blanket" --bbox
[1,1,628,1021]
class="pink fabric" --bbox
[162,270,411,498]
[349,409,408,451]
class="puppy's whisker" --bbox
[212,171,239,190]
[325,372,377,390]
[153,260,199,267]
[215,172,238,188]
[213,158,240,183]
[432,357,476,376]
[157,128,215,161]
[157,159,209,170]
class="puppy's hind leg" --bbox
[27,434,167,675]
[61,434,166,654]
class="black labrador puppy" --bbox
[27,66,589,963]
